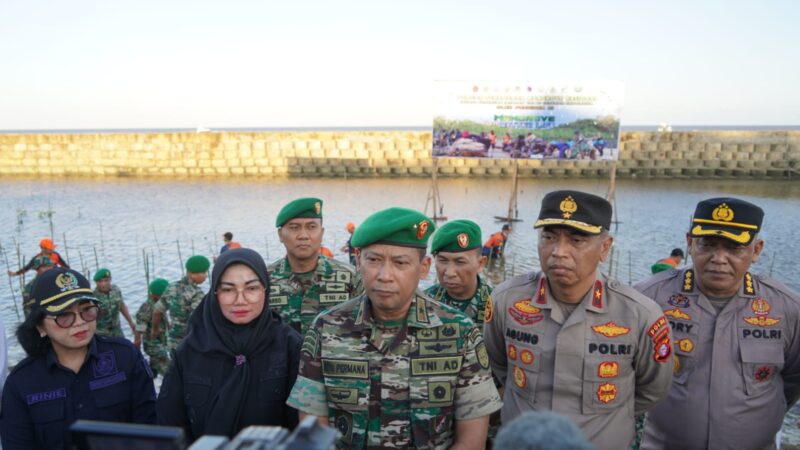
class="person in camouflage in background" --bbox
[287,207,501,450]
[21,255,55,318]
[425,219,492,325]
[152,255,209,353]
[93,268,136,338]
[269,197,362,335]
[134,278,170,376]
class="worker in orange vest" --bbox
[7,238,69,277]
[650,248,684,274]
[482,224,511,259]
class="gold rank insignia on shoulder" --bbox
[711,203,734,222]
[682,270,694,293]
[744,272,755,295]
[559,196,577,219]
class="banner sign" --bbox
[433,81,624,161]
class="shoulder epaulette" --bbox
[633,268,682,292]
[492,272,538,296]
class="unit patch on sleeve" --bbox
[653,330,672,363]
[647,316,668,338]
[484,296,494,322]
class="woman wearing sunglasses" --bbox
[0,268,156,450]
[157,247,302,441]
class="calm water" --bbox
[1,176,799,441]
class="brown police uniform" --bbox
[484,272,673,450]
[636,269,800,450]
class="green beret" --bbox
[148,278,169,296]
[93,268,111,281]
[431,219,482,253]
[351,207,435,249]
[276,197,323,227]
[185,255,210,273]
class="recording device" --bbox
[71,416,336,450]
[188,416,338,450]
[71,420,186,450]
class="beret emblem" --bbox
[457,233,469,248]
[417,221,429,240]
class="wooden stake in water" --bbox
[92,245,100,274]
[143,249,151,286]
[47,200,55,239]
[62,232,71,265]
[628,250,633,285]
[176,240,184,275]
[0,242,22,322]
[769,251,776,276]
[78,249,88,277]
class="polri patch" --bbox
[513,366,526,388]
[598,361,619,378]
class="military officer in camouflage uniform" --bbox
[425,220,492,325]
[484,190,673,450]
[288,207,502,449]
[269,198,361,335]
[134,278,170,377]
[153,255,209,353]
[21,255,55,318]
[636,198,800,450]
[93,268,136,338]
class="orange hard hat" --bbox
[39,238,56,250]
[346,222,356,233]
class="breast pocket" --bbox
[740,342,784,396]
[258,366,289,403]
[410,375,457,449]
[323,377,368,448]
[30,398,66,449]
[581,355,634,415]
[92,378,130,420]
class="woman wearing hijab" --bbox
[156,247,302,441]
[0,268,156,450]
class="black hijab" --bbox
[182,247,277,437]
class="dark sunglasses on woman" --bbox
[48,304,100,328]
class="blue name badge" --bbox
[26,388,66,405]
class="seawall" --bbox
[0,131,798,179]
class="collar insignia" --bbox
[592,280,603,308]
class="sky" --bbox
[1,0,798,129]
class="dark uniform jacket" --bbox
[157,320,302,441]
[0,336,156,450]
[636,268,800,450]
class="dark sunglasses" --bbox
[47,304,99,328]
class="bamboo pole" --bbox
[0,242,22,322]
[176,240,184,276]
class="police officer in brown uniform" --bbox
[484,190,673,450]
[636,198,800,450]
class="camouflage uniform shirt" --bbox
[268,255,362,335]
[154,276,204,351]
[94,284,125,338]
[287,294,502,449]
[424,276,493,325]
[135,298,169,376]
